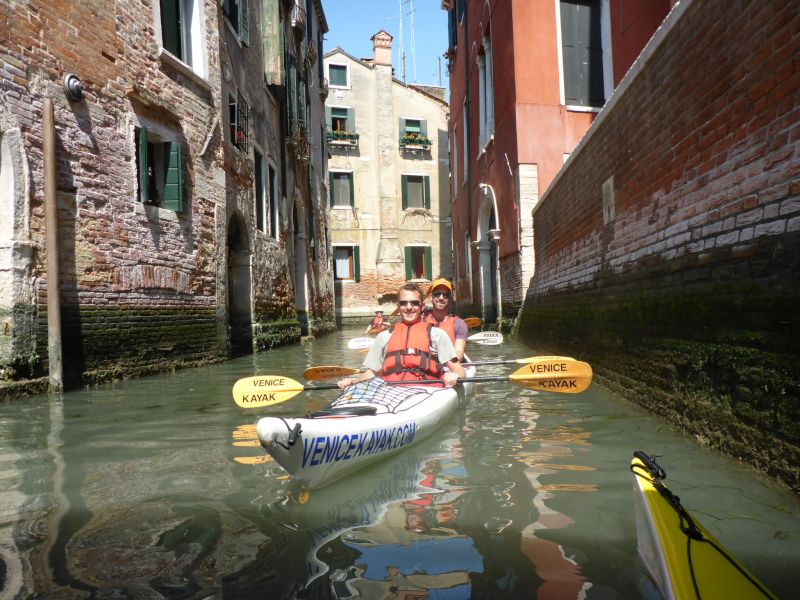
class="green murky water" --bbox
[0,330,798,598]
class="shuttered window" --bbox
[401,174,430,209]
[329,171,354,207]
[404,246,432,280]
[135,126,186,213]
[560,0,605,108]
[334,246,359,281]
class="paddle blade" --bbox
[468,331,504,345]
[347,337,375,350]
[304,365,360,380]
[509,359,593,394]
[232,375,304,408]
[463,317,481,328]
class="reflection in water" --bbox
[0,332,798,598]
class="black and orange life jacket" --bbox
[380,321,444,384]
[423,312,456,344]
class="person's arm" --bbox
[453,338,466,363]
[338,368,376,389]
[432,329,464,387]
[453,317,469,362]
[443,359,466,386]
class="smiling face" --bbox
[431,286,451,312]
[397,289,423,324]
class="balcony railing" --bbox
[327,129,359,147]
[291,0,306,33]
[399,133,432,150]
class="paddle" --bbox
[463,317,481,328]
[347,337,375,350]
[303,356,577,380]
[232,359,593,408]
[467,331,503,345]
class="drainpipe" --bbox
[43,98,63,392]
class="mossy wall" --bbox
[520,0,800,492]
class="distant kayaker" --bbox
[422,278,468,363]
[338,283,466,389]
[364,310,390,334]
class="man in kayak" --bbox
[338,283,466,389]
[423,278,468,363]
[364,310,390,334]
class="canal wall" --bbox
[518,0,800,492]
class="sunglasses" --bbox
[398,300,421,307]
[432,291,450,298]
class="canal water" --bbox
[0,330,798,599]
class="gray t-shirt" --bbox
[362,325,458,373]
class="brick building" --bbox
[0,0,332,390]
[442,0,671,325]
[324,32,451,324]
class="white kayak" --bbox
[256,367,476,489]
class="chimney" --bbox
[371,30,393,67]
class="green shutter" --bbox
[163,141,185,212]
[353,246,361,282]
[347,107,355,133]
[348,173,354,206]
[161,0,181,58]
[399,117,406,135]
[329,171,335,206]
[423,176,431,209]
[136,127,149,203]
[424,247,432,279]
[401,175,408,209]
[325,106,332,129]
[240,0,250,46]
[420,119,427,137]
[404,247,413,280]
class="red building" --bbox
[443,0,673,324]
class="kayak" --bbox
[256,367,476,489]
[631,451,777,600]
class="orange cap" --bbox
[426,278,453,297]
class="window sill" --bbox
[158,48,212,94]
[565,104,602,114]
[135,201,179,221]
[331,205,355,210]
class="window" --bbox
[333,246,360,281]
[135,126,186,212]
[478,33,494,148]
[452,124,458,189]
[159,0,205,76]
[329,171,354,207]
[328,63,348,87]
[229,91,249,149]
[222,0,249,45]
[401,174,430,209]
[268,163,278,238]
[255,150,266,232]
[462,99,468,182]
[404,246,432,280]
[330,107,352,132]
[399,118,431,149]
[560,0,605,108]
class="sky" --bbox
[321,0,450,89]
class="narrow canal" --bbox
[1,330,798,598]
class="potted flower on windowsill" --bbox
[399,132,432,149]
[234,128,246,147]
[327,129,359,145]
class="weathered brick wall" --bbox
[519,0,800,491]
[1,0,229,385]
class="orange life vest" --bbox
[423,312,456,344]
[380,321,444,384]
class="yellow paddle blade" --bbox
[304,365,361,380]
[509,359,593,394]
[233,455,273,465]
[233,439,261,447]
[232,375,305,408]
[463,317,481,328]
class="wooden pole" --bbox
[43,98,63,392]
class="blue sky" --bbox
[322,0,449,88]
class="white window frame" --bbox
[329,169,354,208]
[154,0,208,80]
[332,244,357,281]
[327,62,350,89]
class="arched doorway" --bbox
[476,184,500,323]
[227,211,253,355]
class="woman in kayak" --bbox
[338,283,466,389]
